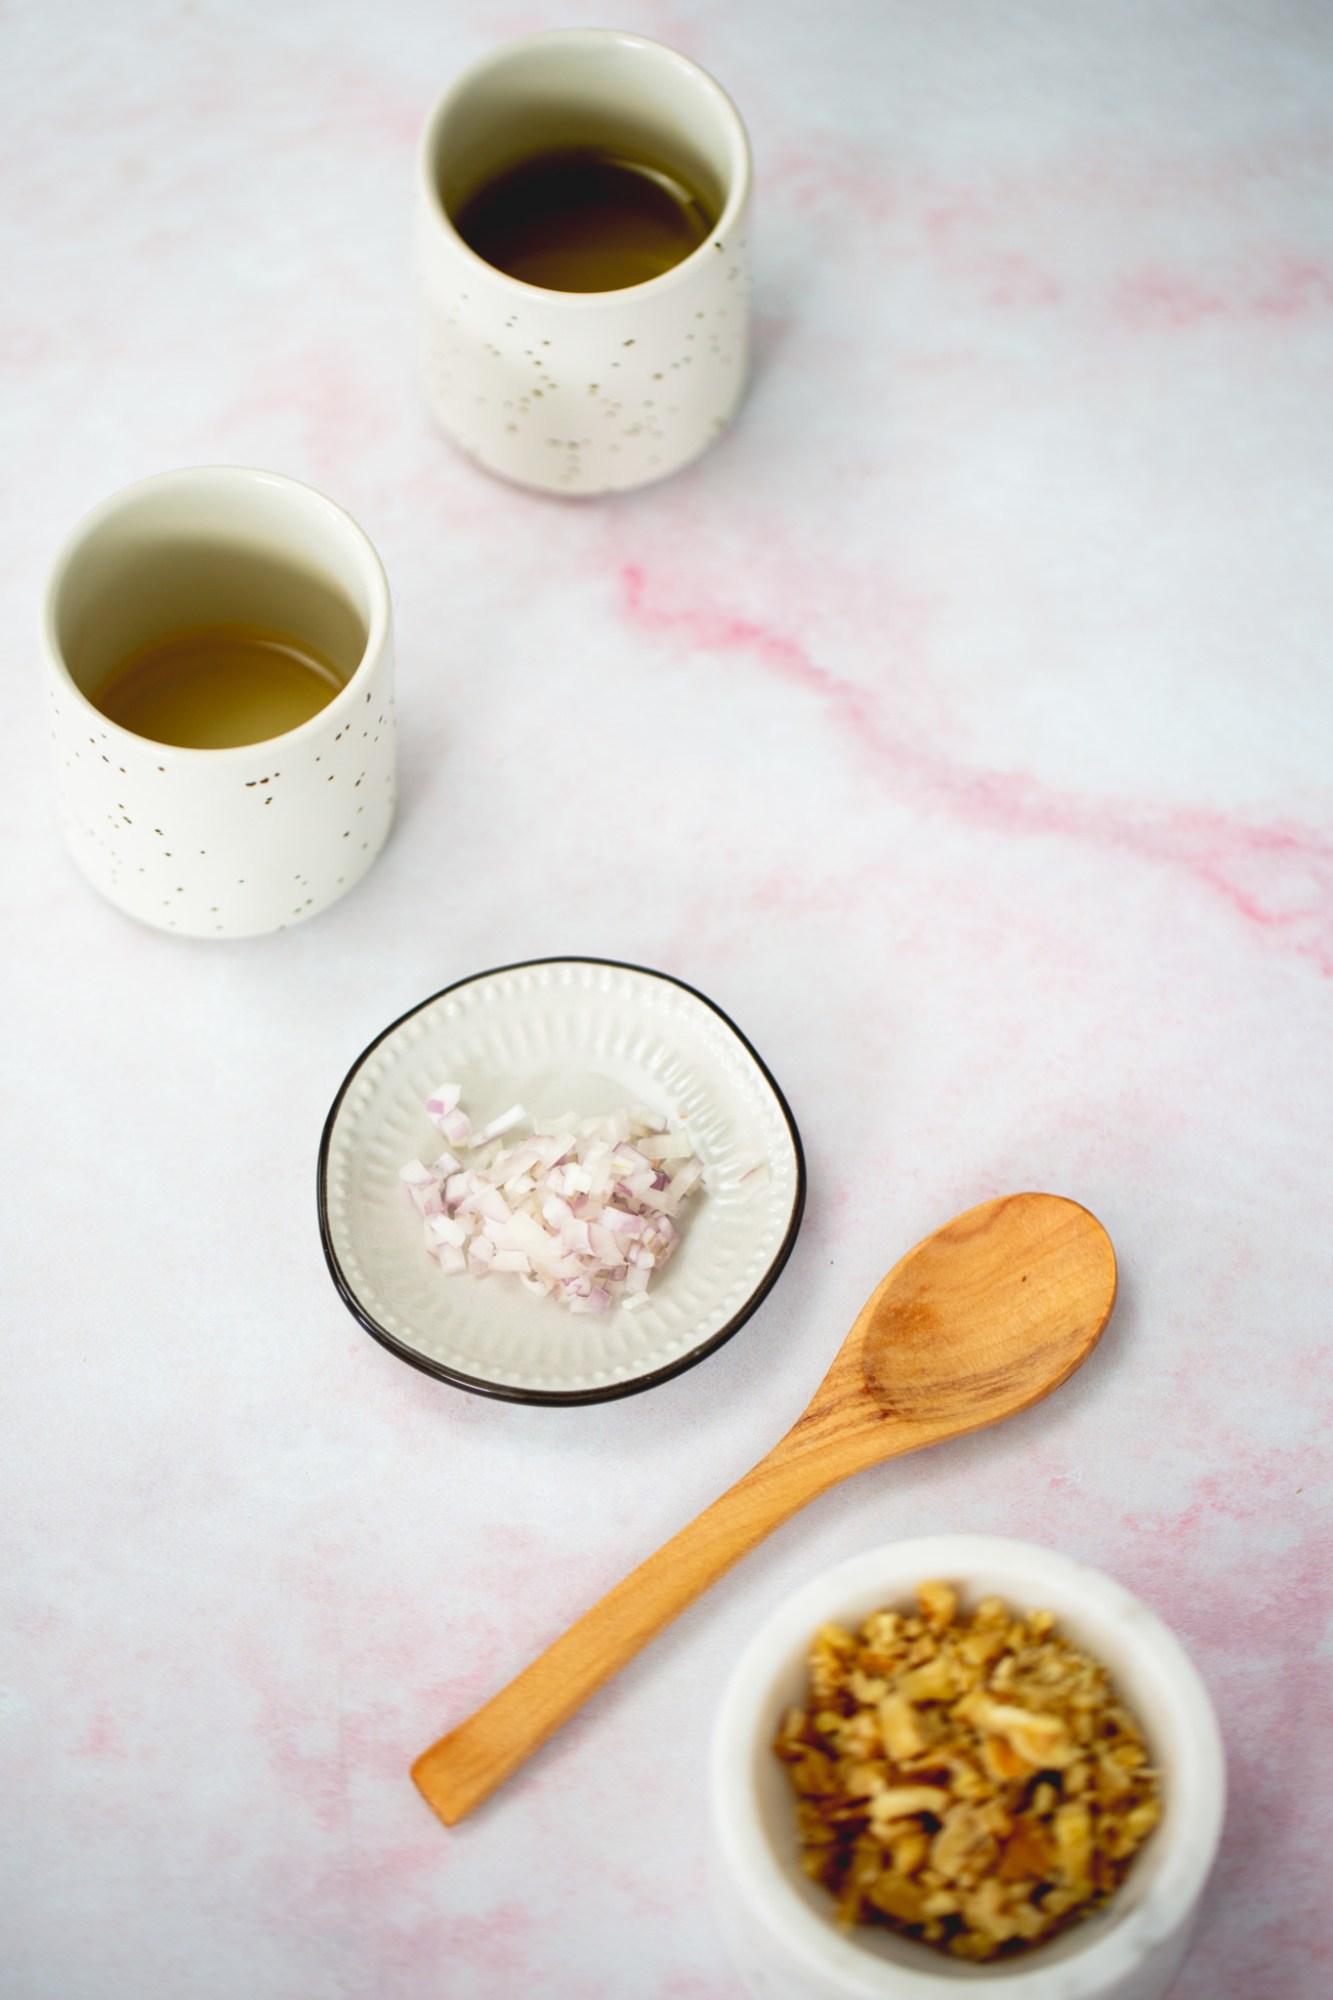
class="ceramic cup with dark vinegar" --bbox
[417,29,752,496]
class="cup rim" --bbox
[41,464,392,763]
[711,1535,1226,1998]
[416,27,752,307]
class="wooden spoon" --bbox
[412,1191,1116,1826]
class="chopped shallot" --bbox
[400,1090,708,1312]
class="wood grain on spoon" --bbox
[412,1192,1116,1827]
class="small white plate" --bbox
[317,958,806,1403]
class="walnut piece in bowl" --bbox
[774,1582,1161,1961]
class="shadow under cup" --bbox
[43,467,395,940]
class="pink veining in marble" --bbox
[619,564,1333,974]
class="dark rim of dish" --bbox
[316,955,807,1406]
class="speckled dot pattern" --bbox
[47,656,396,938]
[417,217,750,495]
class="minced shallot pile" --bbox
[400,1084,708,1313]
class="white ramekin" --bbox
[710,1536,1224,2000]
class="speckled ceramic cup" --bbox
[42,466,395,939]
[416,28,751,496]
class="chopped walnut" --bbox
[773,1582,1161,1962]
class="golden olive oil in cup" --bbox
[92,621,346,750]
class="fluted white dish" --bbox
[318,958,804,1403]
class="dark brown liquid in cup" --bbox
[92,622,346,749]
[452,147,716,292]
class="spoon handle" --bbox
[412,1419,870,1827]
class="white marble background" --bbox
[2,2,1331,1995]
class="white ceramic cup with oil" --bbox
[416,28,752,496]
[42,466,395,939]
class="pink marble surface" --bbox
[3,3,1331,1994]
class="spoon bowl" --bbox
[412,1192,1116,1825]
[862,1189,1115,1425]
